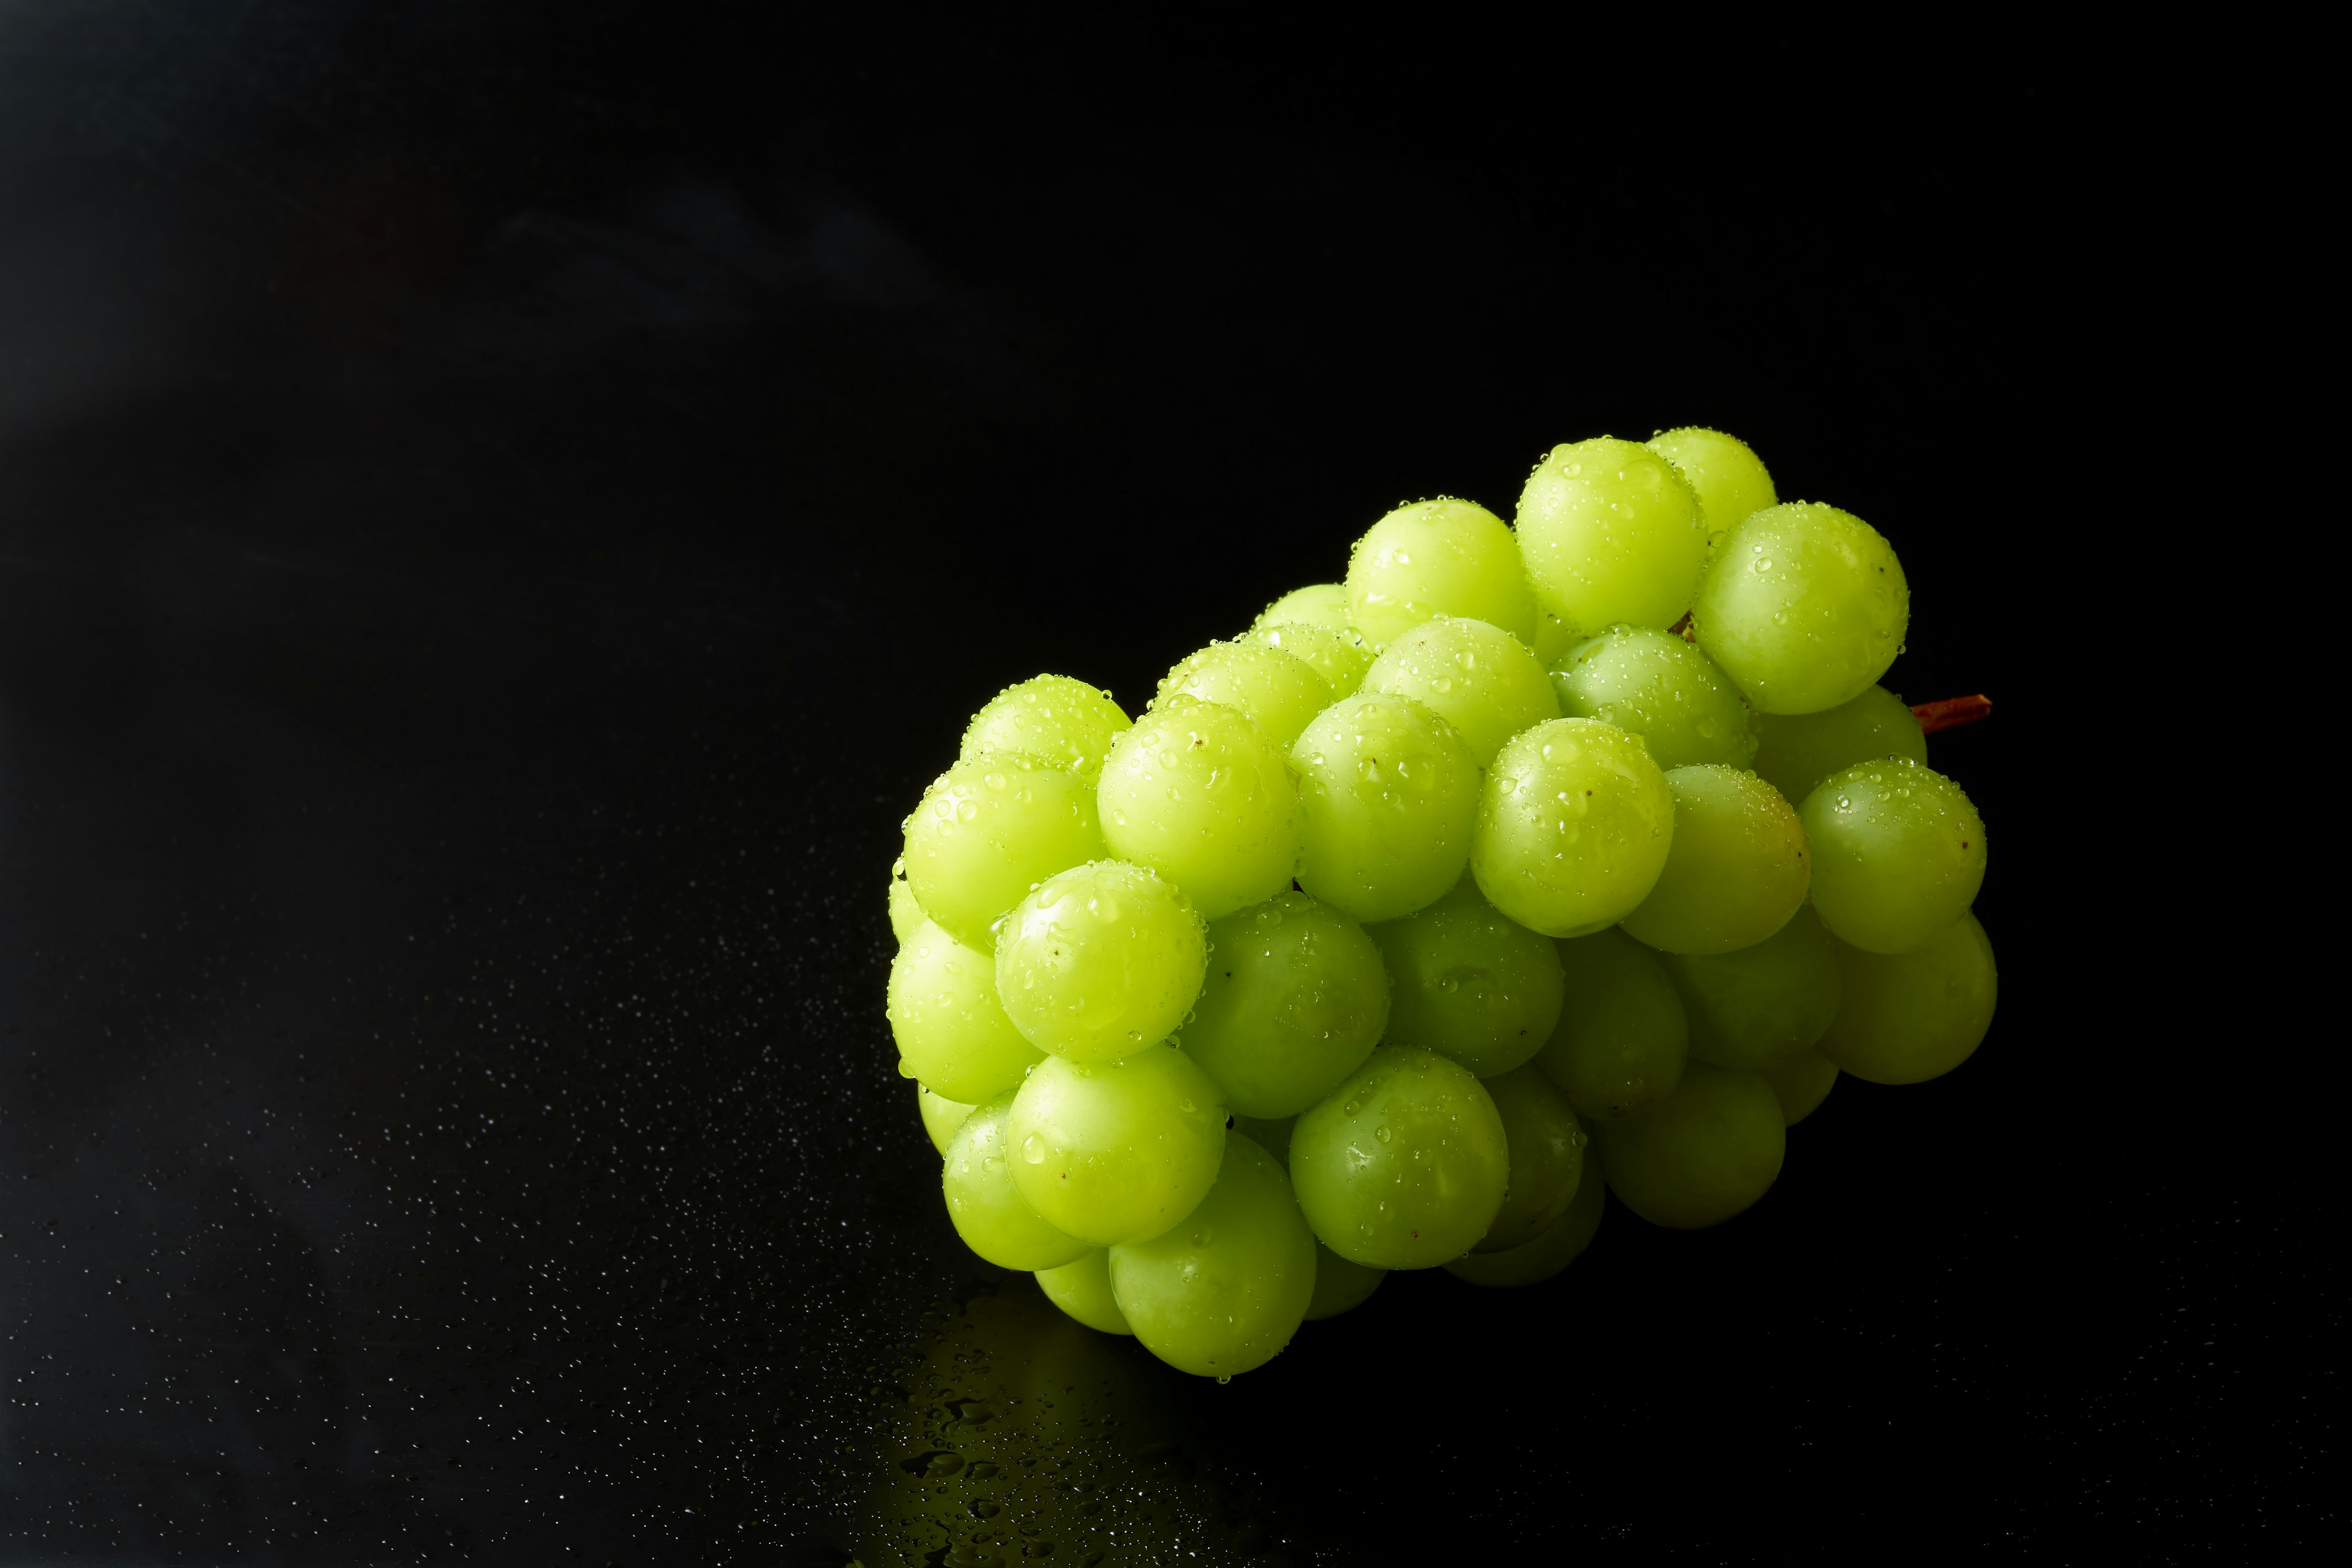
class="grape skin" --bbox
[960,674,1133,780]
[1594,1061,1785,1230]
[1345,498,1539,648]
[1537,926,1690,1120]
[1036,1249,1134,1335]
[1098,693,1305,921]
[1289,1044,1509,1270]
[917,1083,977,1156]
[1750,684,1926,804]
[1182,891,1390,1118]
[1249,620,1374,698]
[1550,625,1758,772]
[1254,581,1354,632]
[902,753,1106,952]
[1800,758,1986,954]
[1663,903,1844,1071]
[942,1092,1093,1271]
[1760,1051,1839,1125]
[1444,1144,1607,1289]
[1515,437,1707,640]
[1303,1241,1387,1319]
[1692,502,1909,716]
[1645,426,1777,565]
[993,861,1207,1063]
[1474,1065,1585,1253]
[1155,638,1335,750]
[1618,764,1812,956]
[1368,893,1564,1079]
[1818,913,1997,1085]
[1471,718,1675,939]
[887,919,1047,1102]
[1361,615,1560,767]
[1007,1046,1228,1247]
[1291,693,1483,924]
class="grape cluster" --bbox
[887,429,1996,1381]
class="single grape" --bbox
[1249,620,1374,699]
[1549,625,1757,771]
[1750,684,1926,804]
[1539,926,1689,1120]
[1344,498,1539,647]
[1036,1249,1133,1335]
[1471,718,1675,938]
[887,857,925,943]
[1760,1051,1839,1125]
[1231,1112,1295,1166]
[1474,1065,1586,1252]
[1619,764,1811,955]
[1007,1046,1227,1246]
[1098,693,1304,921]
[994,861,1207,1062]
[1595,1061,1785,1229]
[1800,758,1986,953]
[1645,426,1777,562]
[960,674,1134,780]
[1182,891,1389,1118]
[1291,693,1482,923]
[1662,903,1843,1069]
[1109,1133,1316,1378]
[1818,913,1996,1084]
[1691,502,1909,715]
[902,755,1106,951]
[888,919,1049,1101]
[1515,437,1707,639]
[943,1091,1092,1270]
[1368,892,1564,1078]
[1289,1045,1509,1269]
[1303,1241,1386,1319]
[1254,582,1355,633]
[1155,639,1335,750]
[918,1083,977,1156]
[1360,615,1559,767]
[1444,1143,1607,1288]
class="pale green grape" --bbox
[888,858,925,943]
[1515,437,1706,639]
[902,755,1106,951]
[1007,1046,1227,1246]
[1444,1142,1606,1287]
[1662,903,1842,1069]
[1800,759,1986,953]
[1368,892,1564,1078]
[1249,620,1374,699]
[1819,912,1996,1084]
[1291,694,1482,923]
[1761,1051,1838,1125]
[1098,693,1304,920]
[1289,1045,1509,1269]
[1109,1133,1316,1378]
[918,1083,977,1156]
[1471,718,1675,938]
[1549,625,1757,771]
[1255,582,1355,632]
[1692,502,1908,715]
[1182,892,1389,1118]
[1645,427,1777,561]
[1534,609,1580,671]
[1595,1061,1785,1229]
[1156,639,1334,750]
[960,674,1133,780]
[1036,1249,1133,1335]
[1619,764,1811,955]
[943,1091,1091,1270]
[1344,499,1539,647]
[888,919,1048,1101]
[1360,616,1559,767]
[1750,684,1926,804]
[1474,1065,1585,1252]
[1231,1113,1295,1166]
[1303,1242,1386,1319]
[994,862,1207,1061]
[1539,926,1689,1119]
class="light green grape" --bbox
[1750,684,1926,804]
[1368,893,1564,1078]
[1662,903,1842,1069]
[1007,1047,1227,1246]
[1692,502,1908,715]
[1534,609,1581,671]
[1619,764,1811,955]
[1289,1045,1509,1269]
[1595,1061,1785,1229]
[888,919,1048,1101]
[1549,625,1757,771]
[918,1084,977,1156]
[1819,912,1996,1084]
[1250,619,1375,699]
[1156,638,1335,750]
[1800,759,1986,954]
[1255,582,1355,632]
[1515,437,1707,639]
[1471,718,1675,938]
[1360,616,1559,767]
[887,858,926,943]
[960,675,1134,780]
[1109,1133,1316,1378]
[1036,1249,1133,1335]
[1291,694,1482,923]
[1444,1143,1606,1287]
[1098,693,1304,921]
[1539,926,1689,1119]
[1303,1242,1386,1319]
[1474,1065,1585,1252]
[1231,1113,1295,1166]
[994,861,1207,1061]
[1181,892,1389,1118]
[1646,426,1777,562]
[943,1091,1092,1270]
[1761,1051,1838,1125]
[1344,499,1539,647]
[902,755,1106,951]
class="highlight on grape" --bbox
[886,428,1996,1381]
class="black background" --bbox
[0,5,2325,1563]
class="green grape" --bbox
[960,674,1134,780]
[1444,1142,1606,1287]
[1819,912,1996,1085]
[1182,892,1389,1118]
[1750,684,1926,804]
[1619,764,1811,955]
[1303,1241,1385,1319]
[1007,1046,1227,1246]
[902,755,1106,951]
[1800,759,1986,954]
[1368,892,1564,1078]
[1596,1061,1785,1230]
[1474,1065,1585,1252]
[1249,620,1374,699]
[1515,437,1706,639]
[887,858,926,943]
[1533,609,1581,671]
[1471,718,1675,938]
[1645,426,1777,561]
[1156,639,1335,750]
[1692,502,1909,715]
[1232,1112,1296,1165]
[1539,926,1689,1119]
[1289,1045,1509,1269]
[1761,1051,1838,1125]
[1109,1133,1317,1378]
[1291,694,1482,923]
[1360,616,1560,767]
[1254,582,1355,632]
[1662,903,1843,1069]
[1344,498,1539,647]
[918,1084,977,1156]
[943,1091,1092,1270]
[1036,1249,1133,1335]
[1098,693,1304,921]
[888,919,1049,1101]
[1549,625,1757,771]
[994,861,1207,1061]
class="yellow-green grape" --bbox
[960,674,1134,780]
[1819,913,1996,1085]
[1645,426,1777,563]
[1303,1242,1386,1319]
[1549,625,1758,771]
[1249,620,1374,699]
[902,755,1106,951]
[1515,437,1706,639]
[1474,1065,1585,1252]
[1533,609,1580,670]
[1232,1112,1295,1166]
[918,1084,977,1156]
[1539,927,1689,1120]
[1291,694,1482,924]
[1444,1144,1606,1288]
[1800,759,1986,954]
[1344,498,1539,647]
[887,919,1048,1101]
[1098,693,1304,921]
[1036,1249,1133,1335]
[1663,904,1842,1070]
[1182,892,1389,1118]
[1471,718,1675,938]
[1360,616,1559,767]
[942,1091,1092,1270]
[1289,1045,1509,1269]
[1692,502,1909,715]
[887,858,925,943]
[993,861,1207,1062]
[1254,582,1354,632]
[1595,1061,1785,1230]
[1762,1051,1839,1125]
[1368,894,1564,1079]
[1750,684,1926,804]
[1108,1133,1316,1378]
[1619,764,1811,955]
[1006,1046,1227,1246]
[1155,639,1335,750]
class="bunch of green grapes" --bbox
[887,428,1997,1380]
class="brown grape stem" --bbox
[1911,694,1992,734]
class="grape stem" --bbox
[1911,694,1992,734]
